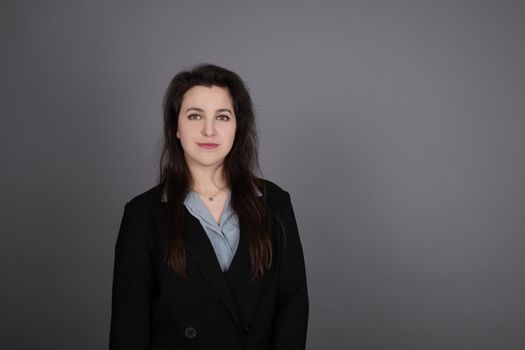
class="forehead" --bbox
[181,85,233,108]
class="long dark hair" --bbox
[158,63,272,281]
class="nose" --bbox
[201,118,216,137]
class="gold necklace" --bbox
[192,187,225,201]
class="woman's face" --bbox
[177,85,237,171]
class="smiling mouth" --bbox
[197,143,219,149]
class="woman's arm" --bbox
[272,191,309,350]
[109,202,155,350]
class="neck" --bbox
[187,162,228,193]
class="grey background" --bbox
[1,1,524,349]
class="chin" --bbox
[192,156,227,166]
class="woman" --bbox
[109,64,309,350]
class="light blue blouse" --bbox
[162,187,262,272]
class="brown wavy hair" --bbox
[158,63,272,281]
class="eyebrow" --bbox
[185,107,233,114]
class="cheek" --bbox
[228,123,237,138]
[227,130,237,145]
[178,130,194,146]
[179,123,199,137]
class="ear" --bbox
[176,130,180,138]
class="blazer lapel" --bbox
[226,219,266,325]
[224,226,250,290]
[184,209,241,327]
[224,191,264,290]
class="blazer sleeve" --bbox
[109,202,155,350]
[272,191,309,350]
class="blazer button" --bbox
[185,327,197,339]
[243,325,251,335]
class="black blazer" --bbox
[109,179,309,350]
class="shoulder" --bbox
[118,185,165,248]
[123,184,163,224]
[256,177,286,195]
[126,184,162,207]
[255,177,292,214]
[256,178,301,252]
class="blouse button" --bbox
[185,327,197,338]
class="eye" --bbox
[188,114,202,120]
[217,115,230,121]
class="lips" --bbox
[197,143,219,149]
